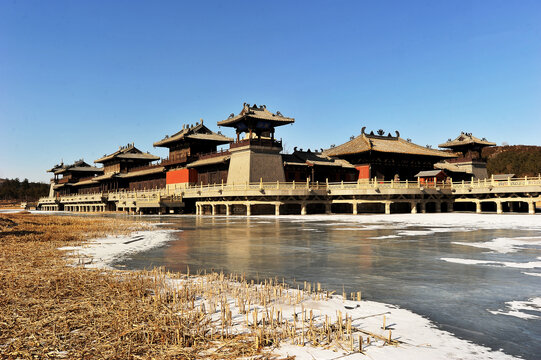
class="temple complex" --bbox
[322,128,456,181]
[435,132,496,180]
[38,103,540,215]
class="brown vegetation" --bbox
[0,214,268,359]
[1,214,392,359]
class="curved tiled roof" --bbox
[154,122,232,148]
[323,133,456,158]
[217,103,294,128]
[53,160,103,175]
[95,144,159,163]
[187,155,230,168]
[439,132,496,148]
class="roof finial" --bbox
[361,126,366,135]
[200,118,203,124]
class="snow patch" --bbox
[522,272,541,277]
[488,298,541,320]
[453,236,541,254]
[59,229,179,269]
[441,257,541,269]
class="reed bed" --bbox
[0,213,398,359]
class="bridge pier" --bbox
[352,202,358,215]
[496,201,503,214]
[528,201,535,214]
[476,201,482,213]
[420,202,426,214]
[301,203,307,215]
[385,202,391,215]
[325,203,332,214]
[447,201,454,212]
[211,204,216,216]
[246,203,251,216]
[225,204,231,216]
[275,203,280,216]
[435,202,441,213]
[410,202,417,214]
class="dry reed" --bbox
[0,213,399,359]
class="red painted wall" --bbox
[356,165,370,179]
[166,169,198,184]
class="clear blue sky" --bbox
[1,0,540,182]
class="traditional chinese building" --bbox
[415,170,448,186]
[322,128,456,181]
[282,149,357,182]
[217,103,294,183]
[435,132,496,180]
[153,120,232,188]
[47,160,103,196]
[94,144,163,191]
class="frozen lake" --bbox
[116,213,541,359]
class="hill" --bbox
[483,145,541,177]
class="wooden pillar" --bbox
[411,202,417,214]
[275,203,280,216]
[352,202,357,215]
[447,201,454,212]
[385,202,391,215]
[476,201,482,213]
[246,203,251,216]
[225,204,230,216]
[420,202,426,214]
[496,201,503,214]
[435,202,442,213]
[211,204,216,216]
[508,202,514,212]
[301,203,307,215]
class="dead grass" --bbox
[0,214,270,359]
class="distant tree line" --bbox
[0,178,49,201]
[484,146,541,177]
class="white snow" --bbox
[269,296,518,360]
[441,257,541,269]
[0,209,25,214]
[488,298,541,320]
[369,235,400,240]
[522,272,541,277]
[453,236,541,254]
[59,229,179,269]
